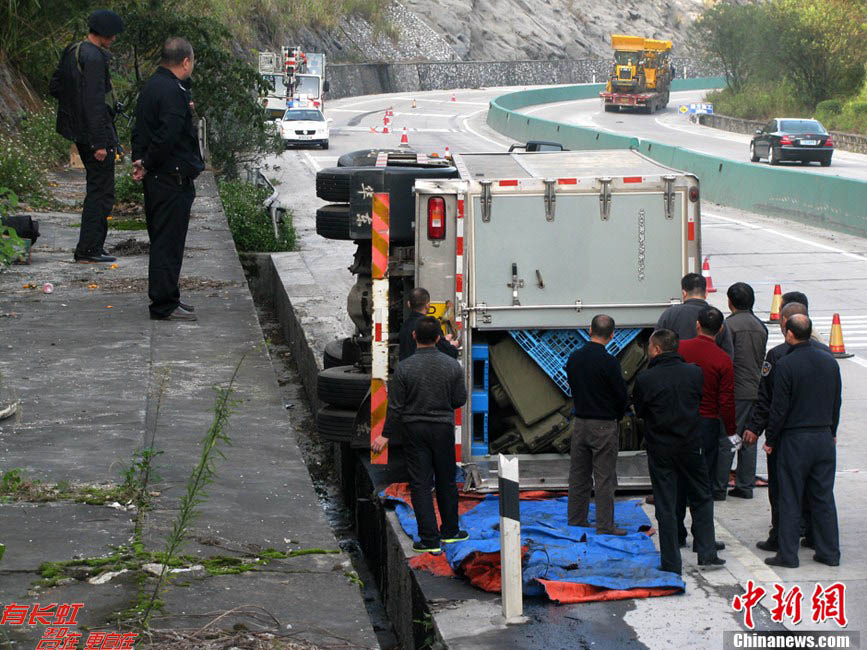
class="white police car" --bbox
[278,107,330,149]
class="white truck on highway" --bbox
[314,148,702,490]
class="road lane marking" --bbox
[301,151,321,173]
[703,212,867,261]
[460,108,512,150]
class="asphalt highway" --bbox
[269,85,867,646]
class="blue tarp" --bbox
[384,492,685,596]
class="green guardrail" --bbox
[487,78,867,237]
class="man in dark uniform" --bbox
[657,273,733,357]
[764,315,841,568]
[50,9,124,264]
[744,301,831,552]
[398,287,459,361]
[132,37,204,321]
[633,329,725,574]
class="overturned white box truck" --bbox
[314,148,702,490]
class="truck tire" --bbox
[317,406,356,442]
[323,339,346,369]
[316,167,353,202]
[317,365,371,409]
[316,204,352,240]
[337,149,405,168]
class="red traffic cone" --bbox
[701,256,717,293]
[399,127,409,147]
[444,145,450,158]
[382,114,390,134]
[829,313,854,358]
[766,284,782,323]
[451,92,456,102]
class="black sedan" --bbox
[750,118,834,167]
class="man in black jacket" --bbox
[764,315,841,569]
[565,314,629,535]
[633,329,725,574]
[132,37,204,321]
[375,316,468,554]
[657,273,733,356]
[50,9,124,264]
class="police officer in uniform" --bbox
[764,315,841,568]
[50,9,124,264]
[744,301,831,552]
[131,37,204,321]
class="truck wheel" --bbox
[316,204,352,240]
[317,365,371,409]
[317,406,356,442]
[323,339,346,369]
[322,140,329,150]
[316,167,353,202]
[338,149,405,167]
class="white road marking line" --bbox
[849,356,867,369]
[327,108,457,118]
[334,126,454,133]
[460,108,512,150]
[704,212,867,261]
[301,151,321,173]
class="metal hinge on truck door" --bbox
[663,175,676,220]
[597,177,613,220]
[543,179,556,221]
[480,180,492,222]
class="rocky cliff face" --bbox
[266,0,705,63]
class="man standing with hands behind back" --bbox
[132,37,204,321]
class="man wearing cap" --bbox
[132,37,204,321]
[50,9,124,264]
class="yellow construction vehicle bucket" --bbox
[611,34,645,51]
[643,38,672,52]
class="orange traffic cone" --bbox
[412,98,417,109]
[767,284,783,323]
[451,92,456,102]
[444,145,450,158]
[701,257,717,293]
[382,115,389,134]
[829,313,854,358]
[399,127,409,147]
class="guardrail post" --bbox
[498,454,527,624]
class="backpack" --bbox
[1,215,40,244]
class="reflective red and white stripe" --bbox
[454,197,466,462]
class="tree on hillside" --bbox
[691,2,771,93]
[769,0,867,108]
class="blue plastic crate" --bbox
[471,412,488,456]
[509,328,642,396]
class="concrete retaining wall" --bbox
[698,113,867,155]
[327,58,718,99]
[487,79,867,237]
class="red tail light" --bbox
[824,136,834,147]
[427,197,446,240]
[780,135,793,145]
[689,186,699,203]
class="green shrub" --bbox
[115,166,144,206]
[0,131,46,200]
[816,99,843,115]
[17,105,68,168]
[849,101,867,117]
[218,179,295,252]
[1,187,27,268]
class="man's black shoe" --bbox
[698,556,726,568]
[150,306,197,321]
[412,541,442,554]
[693,541,725,552]
[728,488,753,499]
[756,539,778,552]
[441,530,469,543]
[765,556,799,568]
[812,554,840,567]
[179,301,195,312]
[74,252,116,263]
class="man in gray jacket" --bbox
[718,283,768,500]
[373,316,468,554]
[657,273,733,357]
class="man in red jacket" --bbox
[676,306,735,549]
